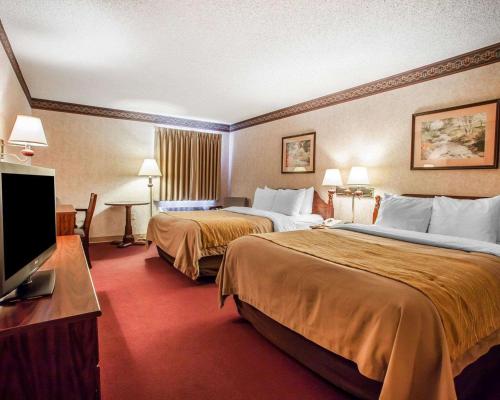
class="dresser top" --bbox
[0,235,101,337]
[56,204,77,214]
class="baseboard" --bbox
[90,234,147,244]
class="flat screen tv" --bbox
[0,162,57,302]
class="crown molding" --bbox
[229,42,500,131]
[30,98,230,132]
[0,19,230,132]
[0,19,32,103]
[1,18,498,133]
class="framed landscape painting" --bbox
[411,100,499,170]
[281,132,316,173]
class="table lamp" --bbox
[138,158,162,218]
[322,168,343,218]
[1,115,48,162]
[346,166,369,223]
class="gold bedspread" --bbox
[166,210,269,249]
[217,228,500,399]
[147,210,272,279]
[256,228,499,361]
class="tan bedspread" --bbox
[217,229,500,400]
[147,210,272,279]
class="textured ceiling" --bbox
[1,0,499,124]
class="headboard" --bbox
[312,191,331,219]
[372,194,488,223]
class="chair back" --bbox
[83,193,98,237]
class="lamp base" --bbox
[0,139,30,163]
[148,176,153,218]
[327,189,336,219]
[345,187,364,223]
[20,146,34,157]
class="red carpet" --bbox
[90,243,352,400]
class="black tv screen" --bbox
[2,173,56,280]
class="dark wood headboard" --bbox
[372,194,488,223]
[312,191,331,219]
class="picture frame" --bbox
[411,99,499,170]
[281,132,316,173]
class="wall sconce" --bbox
[322,168,343,218]
[336,166,374,223]
[0,115,48,163]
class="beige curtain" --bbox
[155,127,221,201]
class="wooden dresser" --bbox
[0,235,101,400]
[56,204,77,236]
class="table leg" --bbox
[113,205,146,248]
[123,205,135,244]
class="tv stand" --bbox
[0,269,56,304]
[0,236,101,399]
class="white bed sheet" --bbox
[223,207,323,232]
[334,224,500,257]
[291,214,324,229]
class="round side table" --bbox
[105,201,149,248]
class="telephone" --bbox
[324,218,344,227]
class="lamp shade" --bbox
[322,168,343,186]
[8,115,47,147]
[347,166,369,185]
[138,158,162,176]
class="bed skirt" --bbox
[234,297,500,400]
[156,245,221,278]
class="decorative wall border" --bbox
[0,19,230,132]
[0,19,31,102]
[1,17,499,134]
[30,99,231,132]
[229,42,500,131]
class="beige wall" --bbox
[0,46,31,142]
[33,110,230,240]
[230,63,500,223]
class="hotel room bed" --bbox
[234,299,499,400]
[147,190,329,279]
[217,196,500,400]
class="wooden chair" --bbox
[75,193,97,268]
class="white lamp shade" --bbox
[8,115,47,147]
[347,166,369,185]
[138,158,162,176]
[322,168,343,186]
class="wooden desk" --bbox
[0,236,102,399]
[56,204,77,236]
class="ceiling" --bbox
[1,1,499,124]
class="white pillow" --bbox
[271,189,306,216]
[252,187,276,211]
[376,196,433,232]
[300,187,314,214]
[428,196,500,243]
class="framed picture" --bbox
[281,132,316,173]
[411,99,499,170]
